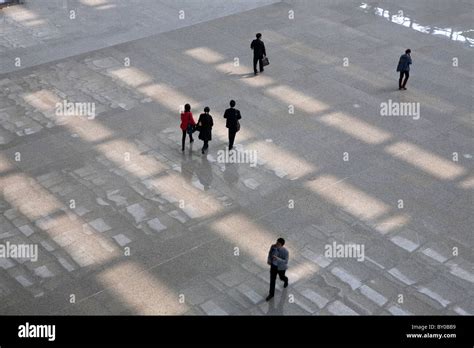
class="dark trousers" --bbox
[399,71,409,88]
[202,140,209,151]
[182,129,193,150]
[269,265,288,297]
[228,129,237,150]
[253,56,263,73]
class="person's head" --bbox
[230,100,236,108]
[256,33,262,39]
[405,49,411,54]
[276,238,285,248]
[204,106,210,113]
[184,103,191,112]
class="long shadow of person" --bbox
[223,162,239,186]
[223,71,256,78]
[180,152,197,185]
[266,288,288,316]
[196,155,213,191]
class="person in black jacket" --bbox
[251,33,266,75]
[197,106,214,155]
[396,49,412,90]
[223,100,241,150]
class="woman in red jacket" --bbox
[180,103,196,152]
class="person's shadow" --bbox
[180,151,197,185]
[266,288,288,316]
[222,71,256,79]
[195,155,213,191]
[223,162,239,186]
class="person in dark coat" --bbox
[223,100,241,150]
[397,49,412,90]
[180,103,195,152]
[251,33,266,75]
[197,106,214,155]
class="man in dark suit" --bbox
[223,100,241,150]
[397,49,412,90]
[251,33,266,75]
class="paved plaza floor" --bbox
[0,0,472,315]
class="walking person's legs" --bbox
[253,56,258,74]
[229,130,236,150]
[267,266,278,300]
[259,57,264,72]
[399,71,404,89]
[278,270,289,288]
[402,71,409,89]
[202,140,208,154]
[182,130,186,151]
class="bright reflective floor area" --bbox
[0,0,472,315]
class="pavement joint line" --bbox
[0,1,283,75]
[53,236,223,314]
[2,0,472,315]
[33,109,471,312]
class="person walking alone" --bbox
[180,103,196,152]
[397,49,412,90]
[266,238,289,301]
[251,33,266,75]
[197,106,214,155]
[223,100,241,151]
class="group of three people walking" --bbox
[180,100,242,154]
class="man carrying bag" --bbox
[251,33,267,75]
